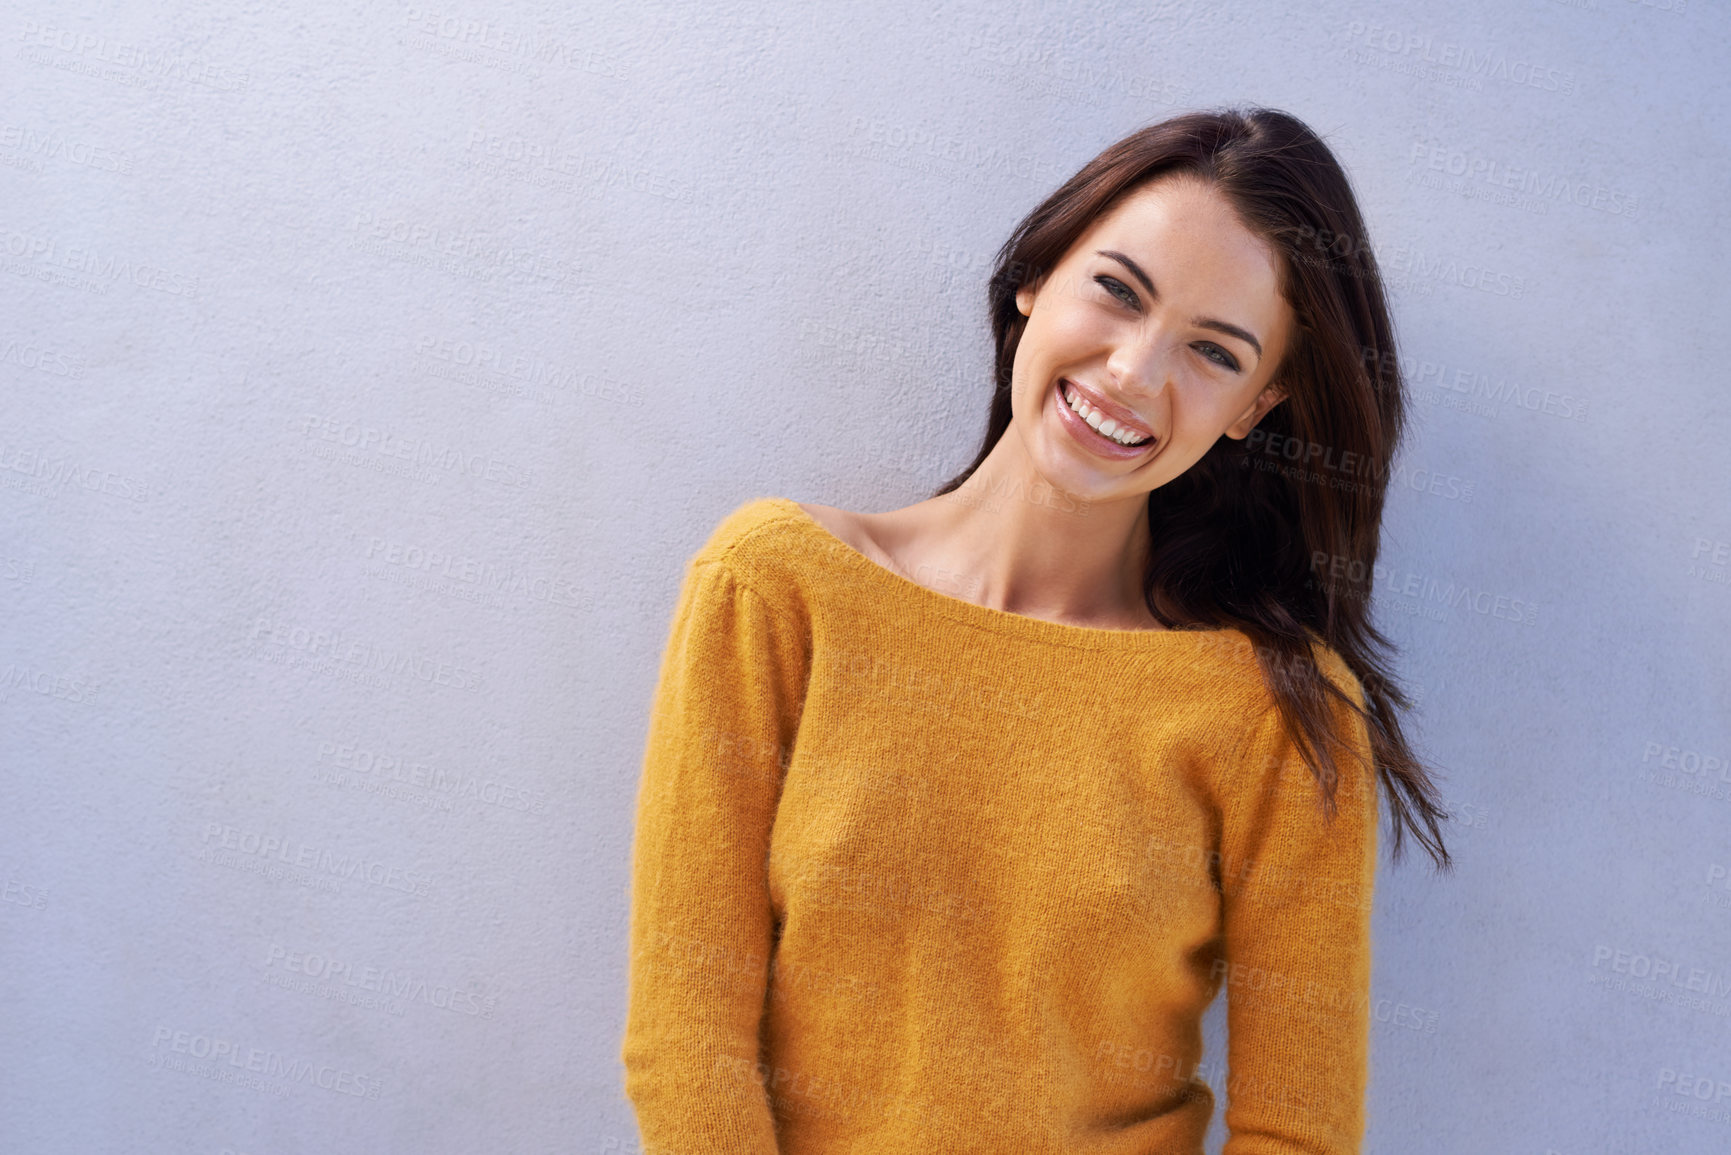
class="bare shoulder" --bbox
[794,500,851,541]
[795,501,903,571]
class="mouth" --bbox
[1053,378,1158,458]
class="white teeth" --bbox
[1063,381,1150,446]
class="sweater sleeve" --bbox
[621,555,808,1155]
[1215,669,1380,1155]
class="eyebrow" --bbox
[1096,249,1264,361]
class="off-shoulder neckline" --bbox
[764,497,1249,654]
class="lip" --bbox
[1052,378,1158,460]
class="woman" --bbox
[622,106,1453,1154]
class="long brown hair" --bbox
[933,106,1453,871]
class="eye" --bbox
[1196,343,1241,372]
[1094,274,1139,309]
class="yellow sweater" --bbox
[622,496,1380,1155]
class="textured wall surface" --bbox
[3,1,1728,1152]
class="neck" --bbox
[893,452,1157,629]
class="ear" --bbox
[1223,383,1287,440]
[1014,277,1043,317]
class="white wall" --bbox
[3,1,1727,1152]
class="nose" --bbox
[1104,324,1174,404]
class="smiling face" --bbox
[1009,173,1296,500]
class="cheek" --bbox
[1028,293,1110,350]
[1044,304,1112,348]
[1013,315,1071,391]
[1167,388,1239,442]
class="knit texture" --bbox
[622,496,1380,1155]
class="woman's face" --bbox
[1010,174,1295,501]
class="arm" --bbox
[1216,672,1380,1155]
[621,556,807,1155]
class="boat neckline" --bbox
[768,496,1248,652]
